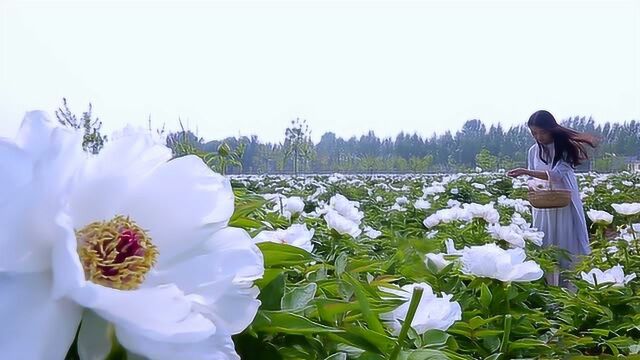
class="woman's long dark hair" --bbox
[528,110,597,167]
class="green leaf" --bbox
[587,328,610,337]
[324,353,347,360]
[345,326,396,354]
[422,330,450,347]
[484,354,503,360]
[315,299,360,323]
[397,349,451,360]
[482,336,501,353]
[479,283,493,309]
[281,283,317,311]
[507,339,550,351]
[257,272,285,311]
[258,242,314,267]
[228,217,264,230]
[474,330,504,338]
[253,311,343,334]
[342,273,386,334]
[335,252,349,276]
[468,316,488,330]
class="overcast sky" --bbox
[1,0,638,143]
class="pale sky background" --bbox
[1,0,638,143]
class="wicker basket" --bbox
[528,182,571,209]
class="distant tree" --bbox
[284,118,313,174]
[475,148,498,171]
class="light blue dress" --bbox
[527,143,591,285]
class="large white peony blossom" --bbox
[0,112,264,360]
[380,283,461,335]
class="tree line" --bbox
[169,117,640,174]
[54,99,640,174]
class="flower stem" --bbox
[388,287,424,360]
[499,314,513,354]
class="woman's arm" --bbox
[506,168,549,180]
[526,170,549,180]
[507,161,572,180]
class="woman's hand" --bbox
[507,168,529,178]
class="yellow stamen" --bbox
[76,215,157,290]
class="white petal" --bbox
[14,110,57,157]
[508,261,544,282]
[121,156,235,267]
[69,282,216,343]
[0,186,69,272]
[192,282,262,334]
[78,310,113,360]
[0,140,32,204]
[0,272,83,360]
[202,227,265,282]
[144,227,263,334]
[117,329,240,360]
[68,132,171,228]
[0,123,82,272]
[51,214,86,298]
[155,226,263,285]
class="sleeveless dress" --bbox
[527,143,591,286]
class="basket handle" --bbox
[546,171,552,190]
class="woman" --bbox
[507,110,597,286]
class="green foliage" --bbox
[226,172,640,359]
[167,120,245,175]
[475,148,498,172]
[55,97,107,154]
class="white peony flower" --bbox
[424,185,446,196]
[444,238,462,255]
[586,210,614,225]
[380,283,461,335]
[390,203,407,212]
[521,229,544,247]
[423,213,441,228]
[363,226,382,239]
[422,207,471,229]
[265,195,305,219]
[511,213,528,228]
[325,209,362,238]
[322,194,363,238]
[619,223,640,242]
[329,194,364,223]
[581,265,637,287]
[285,196,305,216]
[460,243,543,282]
[424,253,451,271]
[612,203,640,216]
[414,199,431,210]
[254,224,315,253]
[487,224,526,248]
[463,203,500,224]
[497,196,531,214]
[0,113,264,360]
[426,230,439,239]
